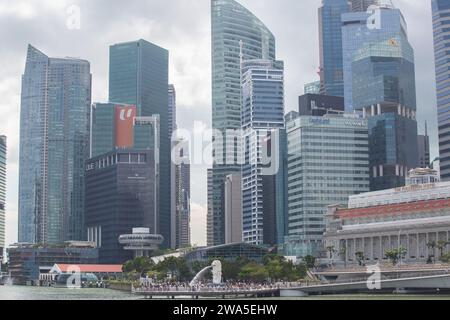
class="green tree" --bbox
[427,241,437,264]
[238,262,269,282]
[385,247,407,266]
[437,240,449,258]
[303,255,316,269]
[295,263,308,280]
[154,257,192,282]
[326,246,336,260]
[265,258,284,281]
[355,252,365,266]
[441,253,450,264]
[191,260,209,275]
[222,257,249,281]
[122,257,154,276]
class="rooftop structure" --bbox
[406,168,440,186]
[348,181,450,209]
[118,228,164,258]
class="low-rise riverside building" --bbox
[324,180,450,265]
[7,242,98,285]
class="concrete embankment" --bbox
[108,282,132,292]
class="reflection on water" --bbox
[2,286,450,300]
[0,285,139,300]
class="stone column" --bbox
[416,233,420,261]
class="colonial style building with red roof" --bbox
[324,172,450,265]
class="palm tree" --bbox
[326,246,336,260]
[427,241,437,264]
[437,240,450,259]
[355,252,365,267]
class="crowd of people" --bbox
[134,280,310,293]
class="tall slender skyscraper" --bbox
[168,84,178,248]
[173,139,191,249]
[319,0,350,97]
[19,45,91,244]
[0,136,5,258]
[241,59,285,246]
[210,0,276,246]
[109,39,171,247]
[432,0,450,180]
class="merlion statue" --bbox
[189,260,223,287]
[211,260,222,285]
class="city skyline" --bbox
[0,0,439,248]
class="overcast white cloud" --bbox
[0,0,438,248]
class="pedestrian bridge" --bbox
[281,274,450,296]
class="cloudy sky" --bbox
[0,0,437,248]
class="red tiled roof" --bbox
[56,264,123,273]
[338,198,450,220]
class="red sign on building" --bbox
[114,105,136,149]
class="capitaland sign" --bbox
[344,120,366,127]
[395,183,436,193]
[309,117,331,125]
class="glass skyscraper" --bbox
[342,5,401,112]
[241,59,285,246]
[319,0,350,97]
[85,149,158,264]
[0,136,5,258]
[304,81,321,95]
[432,0,450,180]
[284,115,370,257]
[173,139,191,249]
[210,0,276,245]
[350,0,379,12]
[19,45,91,244]
[109,39,171,247]
[351,7,419,190]
[90,103,136,158]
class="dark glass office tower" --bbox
[0,136,5,259]
[352,8,419,190]
[318,0,350,97]
[19,45,91,244]
[298,93,345,116]
[85,149,158,264]
[109,39,170,247]
[86,112,160,263]
[432,0,450,180]
[210,0,276,246]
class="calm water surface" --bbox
[0,285,139,300]
[1,285,450,300]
